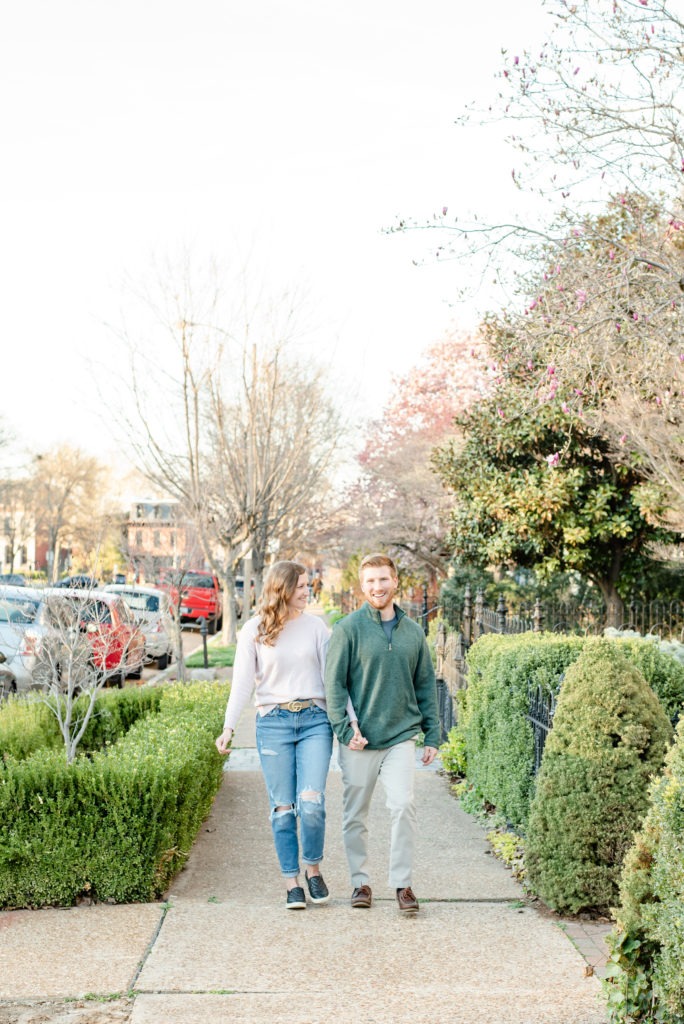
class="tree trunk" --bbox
[598,581,625,630]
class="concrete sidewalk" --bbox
[0,703,609,1024]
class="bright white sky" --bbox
[1,0,550,460]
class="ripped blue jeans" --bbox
[255,704,333,877]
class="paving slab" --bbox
[0,905,163,999]
[132,990,604,1024]
[170,769,522,904]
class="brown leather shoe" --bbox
[396,886,419,912]
[351,884,372,909]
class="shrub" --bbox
[463,632,585,828]
[460,631,684,831]
[0,698,63,761]
[439,725,468,776]
[0,681,229,907]
[606,631,684,723]
[525,640,672,914]
[603,718,684,1023]
[0,687,164,763]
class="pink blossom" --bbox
[679,353,684,363]
[616,322,622,333]
[561,403,570,414]
[513,55,519,65]
[442,206,448,216]
[656,396,662,406]
[497,407,505,419]
[527,360,534,370]
[573,67,580,75]
[576,288,587,308]
[619,434,627,444]
[547,365,555,375]
[608,249,615,260]
[574,389,584,397]
[546,452,560,468]
[633,312,639,321]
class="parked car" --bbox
[0,585,144,691]
[53,575,100,589]
[0,651,18,700]
[234,576,255,619]
[0,586,46,693]
[158,570,223,633]
[0,573,27,586]
[103,584,175,670]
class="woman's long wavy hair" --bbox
[256,560,308,646]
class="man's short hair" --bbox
[358,553,398,580]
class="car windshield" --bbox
[182,574,215,588]
[0,598,38,624]
[46,596,112,628]
[119,592,160,613]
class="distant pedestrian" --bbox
[324,552,440,913]
[215,560,362,910]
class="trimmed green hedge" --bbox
[461,632,684,830]
[0,687,164,762]
[0,682,229,907]
[525,641,672,914]
[604,718,684,1023]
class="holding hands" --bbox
[348,723,368,750]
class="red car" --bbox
[158,570,223,634]
[24,588,146,688]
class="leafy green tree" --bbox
[433,332,679,626]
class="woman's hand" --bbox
[215,729,233,755]
[348,723,368,750]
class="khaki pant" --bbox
[338,739,416,889]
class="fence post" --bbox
[497,593,507,634]
[435,620,446,677]
[533,597,544,633]
[463,583,472,647]
[475,588,485,638]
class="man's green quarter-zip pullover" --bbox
[324,601,440,749]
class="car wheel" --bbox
[156,652,170,670]
[216,615,223,631]
[0,677,16,701]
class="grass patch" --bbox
[185,645,236,669]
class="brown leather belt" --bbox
[278,699,315,712]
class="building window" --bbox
[135,530,143,547]
[170,532,176,549]
[153,531,161,548]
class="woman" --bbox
[215,560,359,909]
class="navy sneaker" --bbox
[286,886,306,909]
[305,871,330,904]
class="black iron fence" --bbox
[433,584,684,765]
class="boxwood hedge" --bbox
[0,681,229,908]
[461,632,684,831]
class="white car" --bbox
[103,584,175,670]
[0,586,44,693]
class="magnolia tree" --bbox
[432,324,680,626]
[484,195,684,526]
[397,0,684,529]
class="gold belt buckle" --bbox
[288,700,306,712]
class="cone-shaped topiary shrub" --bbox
[526,638,672,914]
[603,718,684,1023]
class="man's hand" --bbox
[215,730,233,755]
[348,723,368,750]
[421,745,438,766]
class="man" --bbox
[324,553,440,913]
